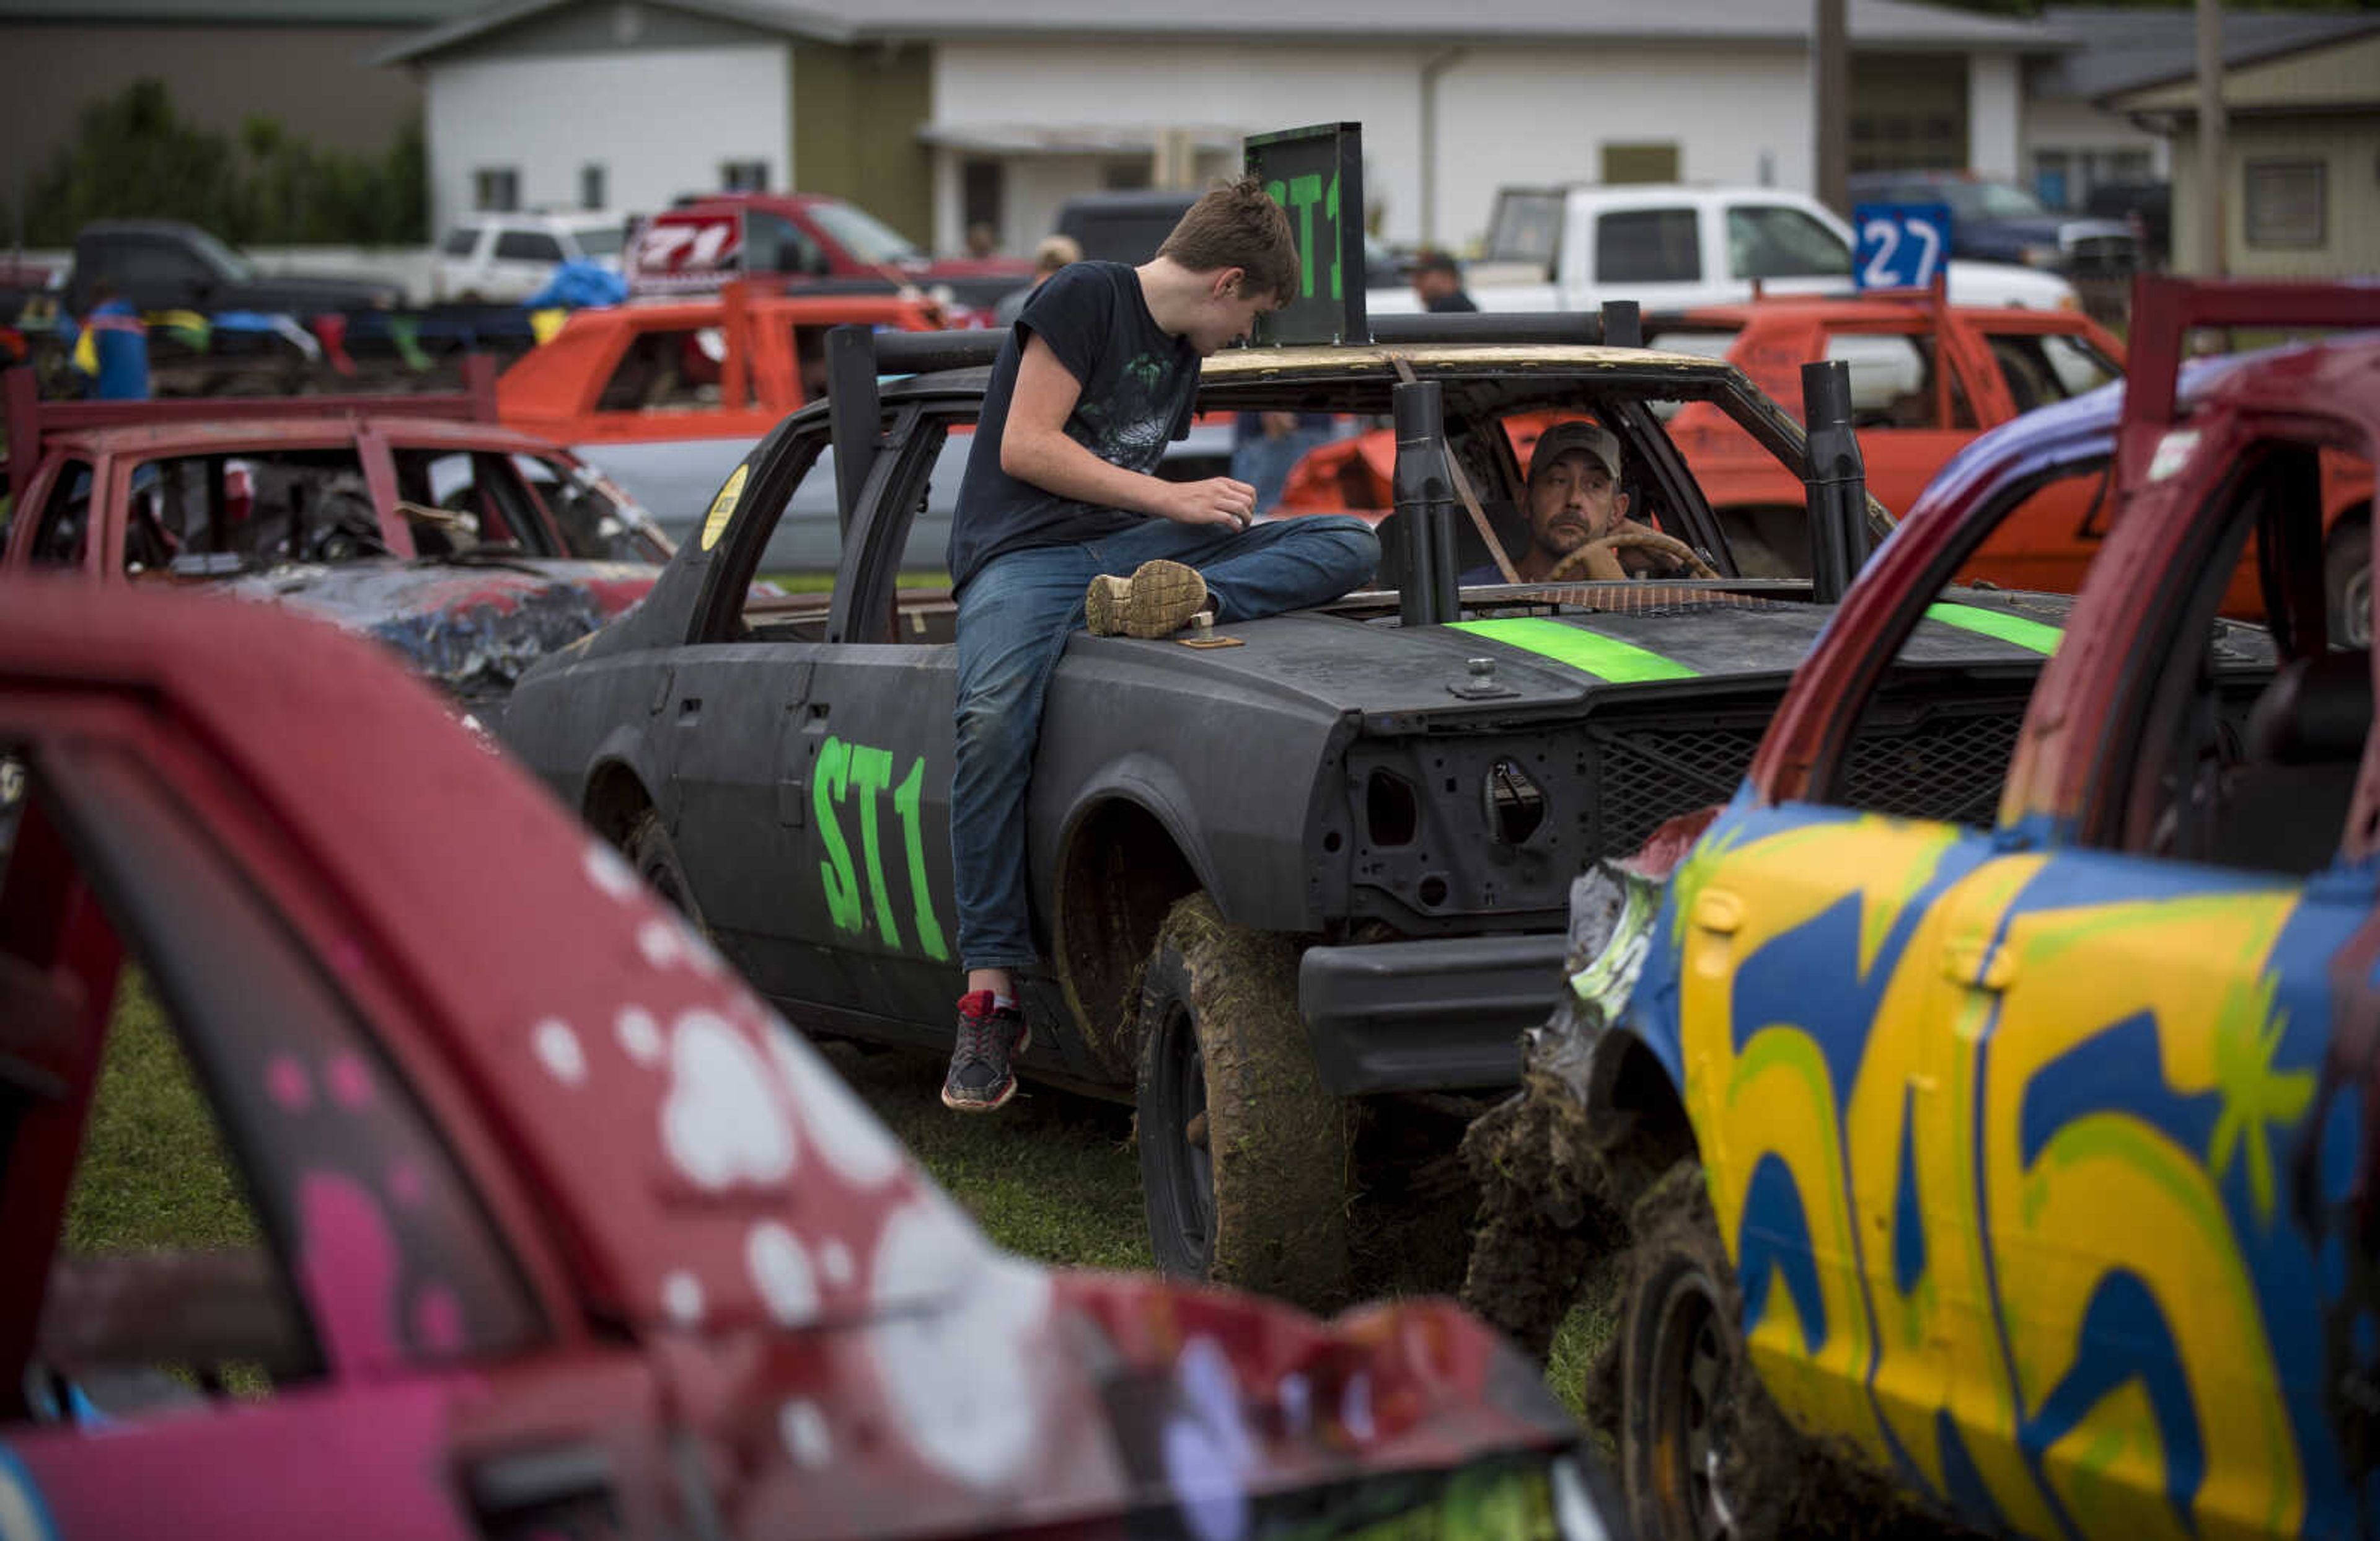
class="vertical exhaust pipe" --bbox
[1801,358,1869,604]
[1393,378,1459,625]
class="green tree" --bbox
[17,79,424,249]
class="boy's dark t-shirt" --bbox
[947,261,1199,591]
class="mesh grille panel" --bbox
[1489,583,1791,616]
[1840,710,2022,826]
[1595,725,1765,852]
[1593,704,2022,853]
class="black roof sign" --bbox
[1244,122,1368,347]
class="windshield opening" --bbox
[806,201,922,266]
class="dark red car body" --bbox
[0,582,1613,1540]
[1,361,669,712]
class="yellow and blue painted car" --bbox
[1507,288,2380,1541]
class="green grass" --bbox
[67,976,257,1255]
[81,991,1614,1418]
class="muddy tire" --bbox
[1616,1160,1817,1541]
[1134,894,1352,1311]
[625,808,705,930]
[2327,517,2371,648]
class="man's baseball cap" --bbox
[1528,419,1621,483]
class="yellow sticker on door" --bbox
[700,464,749,550]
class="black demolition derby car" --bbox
[496,297,2070,1310]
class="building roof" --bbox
[380,0,2069,65]
[2035,6,2380,100]
[0,0,475,20]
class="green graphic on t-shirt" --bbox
[1073,349,1179,470]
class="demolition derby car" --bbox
[1467,278,2380,1540]
[493,280,2106,1315]
[0,578,1621,1540]
[1,359,670,717]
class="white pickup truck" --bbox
[1368,183,2076,316]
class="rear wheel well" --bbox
[1053,800,1200,1079]
[582,761,654,849]
[1589,1033,1696,1212]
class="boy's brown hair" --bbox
[1157,174,1302,306]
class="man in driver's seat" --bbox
[1465,418,1695,584]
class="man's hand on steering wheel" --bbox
[1545,525,1719,583]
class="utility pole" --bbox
[2195,0,2226,276]
[1815,0,1849,217]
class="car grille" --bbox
[2065,234,2137,278]
[1590,699,2023,853]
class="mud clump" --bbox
[1457,1069,1626,1360]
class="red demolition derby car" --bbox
[0,581,1618,1540]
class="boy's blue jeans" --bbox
[950,514,1378,974]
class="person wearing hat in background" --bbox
[1408,249,1477,314]
[1463,418,1690,583]
[993,234,1086,326]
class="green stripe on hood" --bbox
[1448,617,1699,682]
[1923,603,2063,656]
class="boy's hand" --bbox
[1161,477,1259,531]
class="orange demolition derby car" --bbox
[1280,291,2373,624]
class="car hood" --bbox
[1072,587,2074,724]
[219,557,659,698]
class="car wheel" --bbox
[1133,894,1351,1311]
[625,809,706,931]
[2326,518,2371,648]
[1616,1160,1831,1541]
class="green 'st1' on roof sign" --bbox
[1245,122,1367,347]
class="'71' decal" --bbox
[814,736,949,961]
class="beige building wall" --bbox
[2169,113,2380,278]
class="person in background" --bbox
[992,234,1084,327]
[966,222,1002,260]
[1409,249,1477,314]
[1230,410,1336,514]
[71,280,149,400]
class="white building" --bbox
[381,0,2069,257]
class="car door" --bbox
[1675,426,2373,1535]
[796,410,969,1038]
[490,229,565,302]
[651,425,836,1005]
[0,717,600,1537]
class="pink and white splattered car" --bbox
[0,580,1618,1541]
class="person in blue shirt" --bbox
[73,281,150,400]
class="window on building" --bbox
[721,160,769,193]
[963,159,1004,240]
[1595,208,1702,285]
[2246,159,2326,249]
[1101,157,1153,192]
[581,164,606,212]
[473,168,520,213]
[2034,150,2074,210]
[1600,143,1680,185]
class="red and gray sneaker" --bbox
[941,991,1030,1113]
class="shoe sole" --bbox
[940,1023,1031,1113]
[1086,560,1207,638]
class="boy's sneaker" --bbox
[1085,559,1208,638]
[942,991,1030,1113]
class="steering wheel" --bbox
[1546,526,1720,583]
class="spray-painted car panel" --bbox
[0,372,671,712]
[0,580,1620,1539]
[1540,280,2380,1536]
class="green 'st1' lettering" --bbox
[814,735,950,961]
